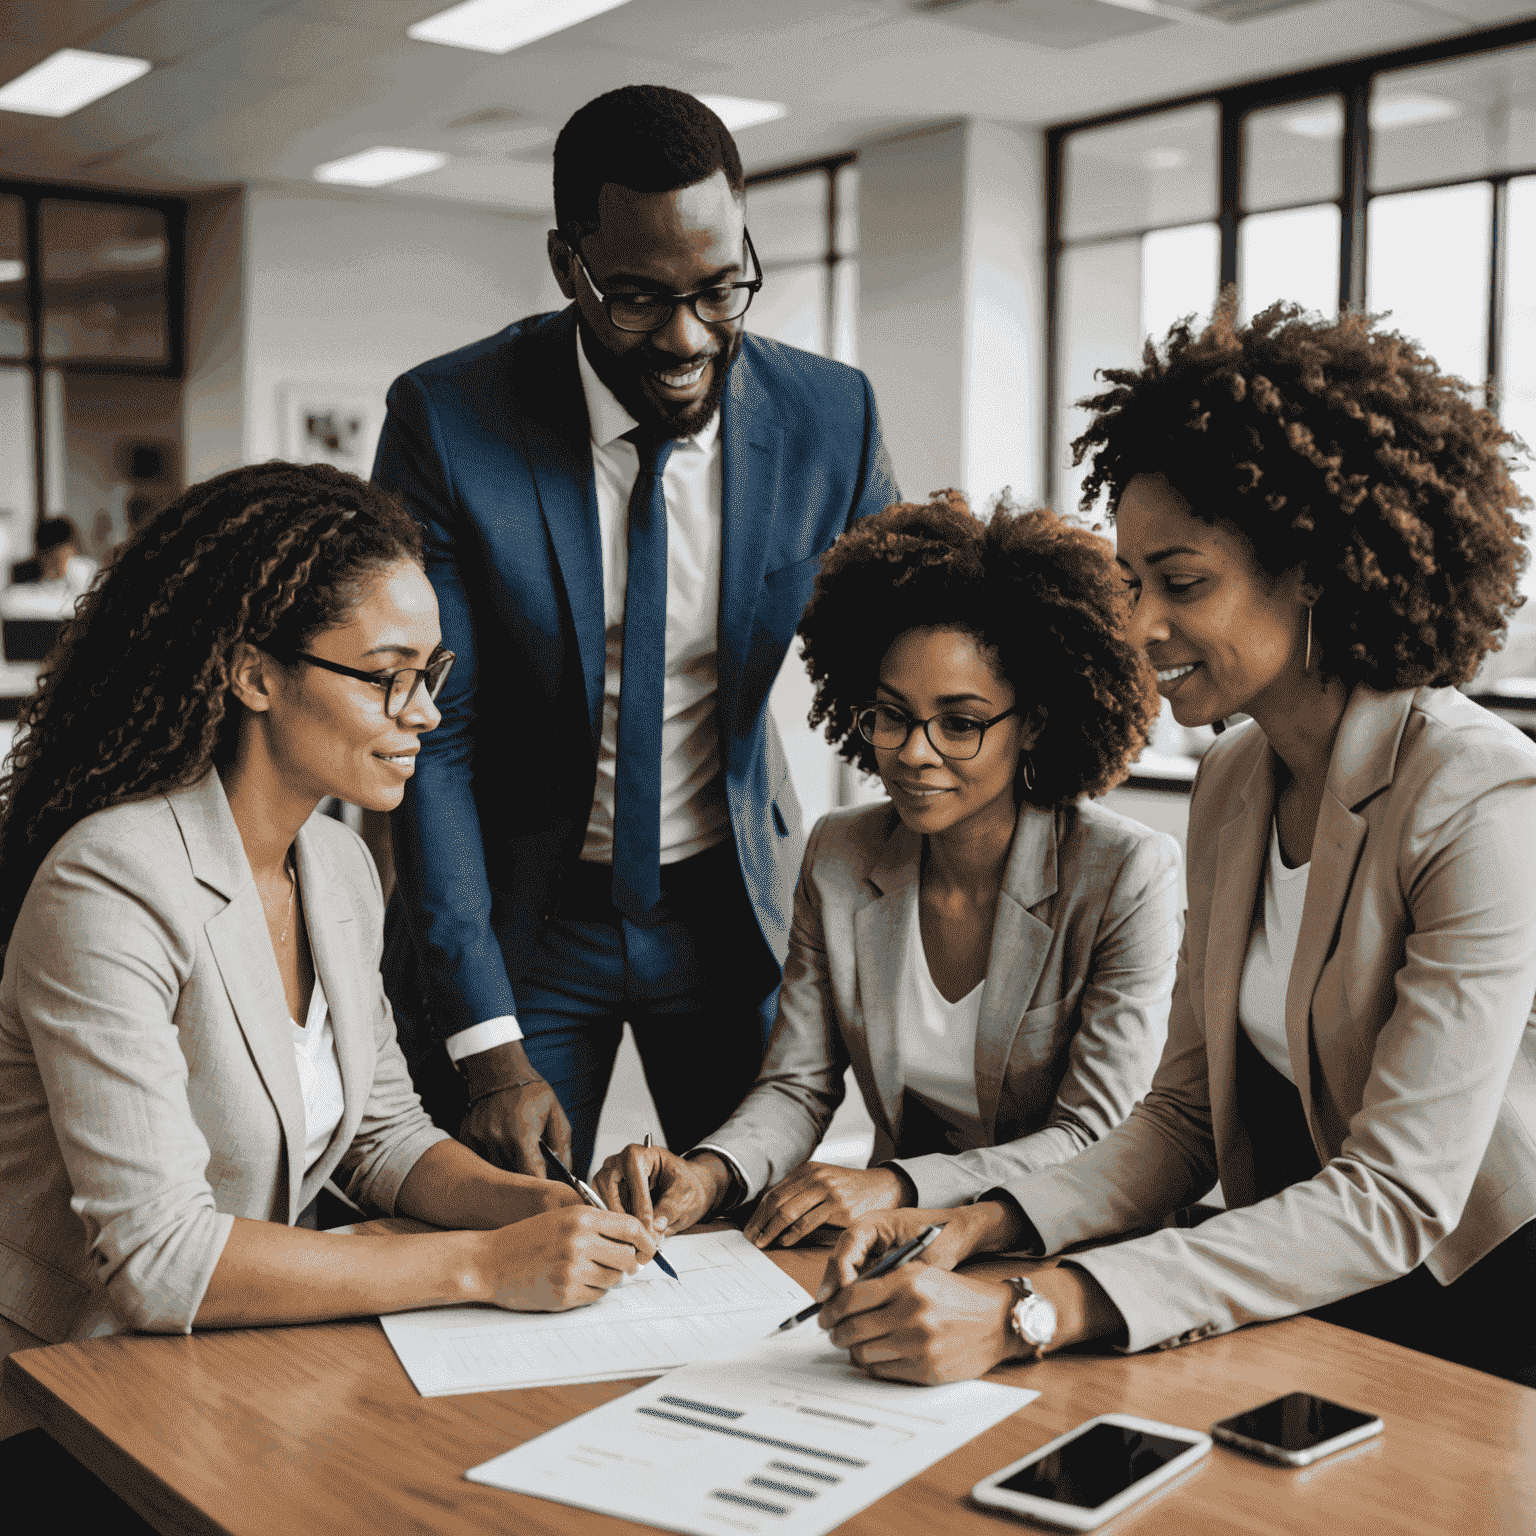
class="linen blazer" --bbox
[701,797,1182,1207]
[0,771,448,1356]
[372,307,899,1044]
[1001,686,1536,1354]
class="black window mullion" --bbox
[823,166,837,359]
[1044,127,1065,510]
[23,190,44,543]
[1218,97,1241,297]
[1340,76,1369,313]
[1489,176,1507,405]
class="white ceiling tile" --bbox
[87,0,294,65]
[0,0,146,50]
[181,10,398,83]
[287,0,446,26]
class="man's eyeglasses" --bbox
[278,648,455,719]
[564,227,763,333]
[856,701,1018,762]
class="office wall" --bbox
[183,187,247,485]
[242,185,563,467]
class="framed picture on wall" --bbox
[278,384,384,474]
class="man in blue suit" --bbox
[374,85,899,1177]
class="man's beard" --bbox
[576,310,742,440]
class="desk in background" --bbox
[5,1229,1531,1536]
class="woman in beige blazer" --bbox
[594,495,1181,1244]
[0,465,655,1468]
[812,301,1536,1389]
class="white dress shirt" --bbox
[896,896,985,1129]
[291,974,346,1176]
[446,331,731,1063]
[1236,818,1311,1084]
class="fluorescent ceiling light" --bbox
[0,258,24,284]
[313,147,448,187]
[1284,94,1460,138]
[1284,103,1343,138]
[409,0,633,54]
[696,95,788,133]
[1141,147,1188,171]
[0,48,151,118]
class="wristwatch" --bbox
[1004,1276,1057,1359]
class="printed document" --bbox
[380,1229,812,1395]
[465,1324,1038,1536]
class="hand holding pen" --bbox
[540,1136,681,1282]
[771,1224,944,1334]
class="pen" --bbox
[770,1222,945,1335]
[540,1136,680,1282]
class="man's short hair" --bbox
[36,517,80,553]
[554,84,744,235]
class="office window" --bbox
[0,196,25,360]
[41,200,170,365]
[1504,175,1536,599]
[1062,104,1218,240]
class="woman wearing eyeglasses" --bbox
[594,493,1180,1246]
[0,464,657,1472]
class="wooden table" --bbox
[6,1230,1533,1536]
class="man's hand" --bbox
[743,1163,911,1249]
[457,1041,573,1176]
[592,1145,732,1237]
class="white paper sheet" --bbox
[465,1325,1039,1536]
[380,1229,813,1395]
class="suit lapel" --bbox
[513,308,606,748]
[717,348,785,737]
[976,803,1057,1136]
[852,818,921,1141]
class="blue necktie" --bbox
[611,430,675,925]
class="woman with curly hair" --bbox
[592,492,1180,1246]
[0,464,656,1464]
[815,298,1536,1389]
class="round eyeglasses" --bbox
[565,227,764,333]
[282,648,455,719]
[856,701,1018,762]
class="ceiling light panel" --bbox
[408,0,634,54]
[0,49,152,118]
[696,95,788,133]
[314,147,449,186]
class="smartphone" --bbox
[1210,1392,1382,1467]
[971,1413,1212,1530]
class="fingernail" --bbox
[815,1281,832,1302]
[654,1215,668,1230]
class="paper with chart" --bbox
[380,1229,813,1395]
[465,1321,1038,1536]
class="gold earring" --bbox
[1022,754,1036,793]
[1305,606,1313,672]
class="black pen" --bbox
[770,1222,945,1335]
[539,1136,681,1282]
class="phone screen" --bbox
[1217,1393,1377,1451]
[997,1424,1200,1510]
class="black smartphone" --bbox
[1211,1392,1382,1467]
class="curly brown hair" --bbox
[0,461,422,943]
[1072,294,1530,689]
[797,491,1159,806]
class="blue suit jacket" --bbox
[372,306,899,1043]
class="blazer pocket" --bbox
[1015,995,1077,1041]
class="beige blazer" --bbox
[702,797,1182,1208]
[0,771,448,1377]
[1002,686,1536,1353]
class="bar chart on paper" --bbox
[380,1230,812,1395]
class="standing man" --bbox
[374,86,899,1176]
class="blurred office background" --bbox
[2,0,1534,1164]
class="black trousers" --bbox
[1236,1027,1536,1388]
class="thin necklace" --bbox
[277,852,296,947]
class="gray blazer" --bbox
[0,771,448,1361]
[702,797,1182,1208]
[1002,686,1536,1354]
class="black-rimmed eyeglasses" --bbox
[564,227,763,333]
[279,649,455,719]
[856,701,1018,762]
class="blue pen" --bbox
[540,1136,681,1282]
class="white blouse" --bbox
[291,974,345,1177]
[1236,819,1311,1085]
[895,897,985,1128]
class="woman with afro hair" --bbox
[594,493,1180,1249]
[0,465,659,1497]
[816,298,1536,1390]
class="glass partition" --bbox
[0,196,26,359]
[1063,103,1219,241]
[40,199,169,364]
[1242,95,1344,213]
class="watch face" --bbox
[1019,1295,1057,1347]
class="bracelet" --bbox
[465,1076,542,1109]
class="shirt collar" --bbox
[574,326,721,453]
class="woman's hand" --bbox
[820,1201,1022,1294]
[743,1163,911,1248]
[592,1146,730,1237]
[476,1206,657,1312]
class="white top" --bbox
[447,332,732,1062]
[1236,819,1311,1085]
[896,896,984,1127]
[291,974,346,1177]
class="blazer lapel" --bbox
[716,349,785,737]
[852,818,921,1141]
[514,308,606,749]
[1205,742,1275,1196]
[976,803,1057,1136]
[173,774,307,1218]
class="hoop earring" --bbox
[1304,605,1313,673]
[1021,755,1036,793]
